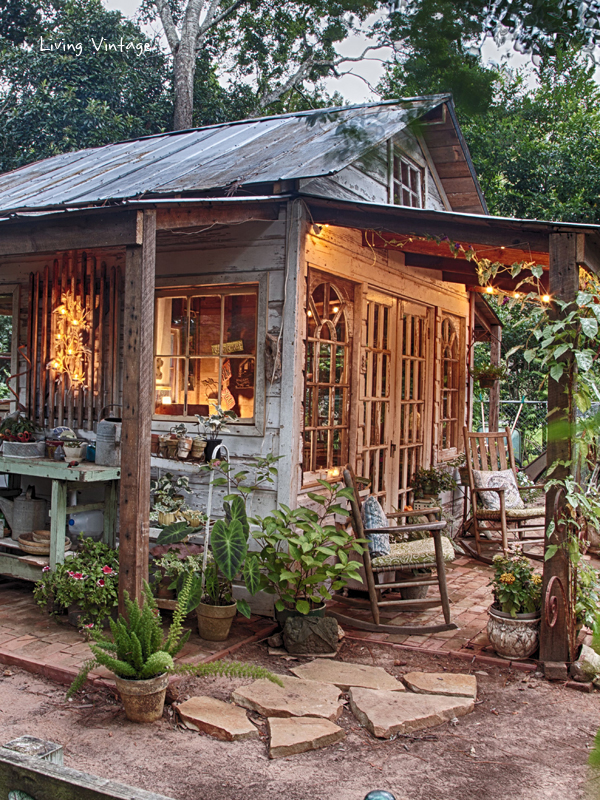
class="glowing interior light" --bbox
[485,286,494,294]
[328,467,340,478]
[514,292,521,299]
[332,306,339,313]
[307,310,312,317]
[542,294,551,303]
[161,396,172,405]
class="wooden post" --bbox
[539,232,578,672]
[488,323,502,432]
[118,211,156,611]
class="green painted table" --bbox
[0,457,120,581]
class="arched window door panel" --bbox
[303,271,354,480]
[437,313,466,458]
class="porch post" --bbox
[118,210,156,611]
[488,324,502,432]
[539,232,578,674]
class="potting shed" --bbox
[0,95,598,674]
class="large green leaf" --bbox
[156,521,194,546]
[236,598,252,618]
[211,518,248,581]
[224,495,250,538]
[185,575,204,614]
[243,554,261,595]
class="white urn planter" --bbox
[487,605,540,660]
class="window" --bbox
[391,151,423,208]
[439,315,461,452]
[303,275,353,477]
[0,294,13,412]
[154,286,257,420]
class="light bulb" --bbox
[485,286,494,295]
[332,306,339,313]
[514,292,521,299]
[542,294,550,303]
[161,396,172,405]
[307,310,312,317]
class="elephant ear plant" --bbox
[67,573,281,706]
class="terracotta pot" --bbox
[177,436,193,459]
[487,605,540,660]
[114,672,169,723]
[196,601,237,641]
[191,437,207,459]
[478,376,497,389]
[157,510,179,526]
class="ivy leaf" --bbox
[550,363,564,382]
[575,350,594,372]
[524,349,537,364]
[530,265,544,278]
[581,317,598,338]
[553,343,570,358]
[545,544,558,561]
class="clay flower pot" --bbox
[196,601,237,641]
[487,605,540,660]
[114,672,169,723]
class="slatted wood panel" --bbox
[26,251,122,430]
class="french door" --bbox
[357,292,432,512]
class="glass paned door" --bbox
[393,301,431,510]
[357,293,396,507]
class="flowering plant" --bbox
[490,551,542,617]
[33,537,119,627]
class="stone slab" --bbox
[349,687,474,739]
[403,671,477,699]
[232,676,344,721]
[290,660,405,692]
[175,696,258,741]
[268,716,345,759]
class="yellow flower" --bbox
[532,574,542,585]
[499,572,516,585]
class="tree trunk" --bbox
[173,46,196,130]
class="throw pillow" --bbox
[361,496,390,558]
[472,468,524,511]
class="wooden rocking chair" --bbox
[328,466,457,635]
[461,426,545,563]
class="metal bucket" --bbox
[96,406,122,467]
[10,487,48,542]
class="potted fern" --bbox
[67,574,280,722]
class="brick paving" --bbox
[0,578,276,688]
[0,557,535,685]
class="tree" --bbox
[0,0,172,173]
[142,0,379,130]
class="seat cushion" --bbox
[371,535,454,568]
[472,468,524,511]
[361,496,390,558]
[476,506,545,520]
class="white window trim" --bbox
[153,271,268,437]
[388,145,425,209]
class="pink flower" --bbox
[97,578,105,587]
[42,565,51,572]
[101,565,114,575]
[83,623,94,629]
[69,572,84,580]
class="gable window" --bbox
[154,286,257,420]
[303,274,353,478]
[390,151,423,208]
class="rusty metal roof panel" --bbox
[0,97,448,214]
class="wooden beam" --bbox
[155,202,280,231]
[118,210,156,610]
[576,231,600,276]
[488,324,502,432]
[0,210,142,256]
[540,232,578,670]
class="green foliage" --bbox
[251,480,364,615]
[195,406,237,441]
[470,364,506,382]
[33,537,118,627]
[151,473,190,514]
[575,562,600,630]
[410,466,457,498]
[490,552,542,617]
[156,521,199,547]
[0,0,171,174]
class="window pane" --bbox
[223,294,257,355]
[189,296,221,356]
[186,357,220,416]
[318,343,332,384]
[155,297,186,356]
[229,357,255,419]
[410,169,419,193]
[154,357,185,415]
[401,161,409,186]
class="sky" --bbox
[102,0,532,105]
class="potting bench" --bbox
[0,457,120,581]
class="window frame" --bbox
[389,148,424,209]
[153,272,267,437]
[0,285,20,414]
[436,311,466,461]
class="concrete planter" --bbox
[196,601,237,641]
[114,672,169,723]
[487,605,540,660]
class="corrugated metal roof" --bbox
[0,96,448,214]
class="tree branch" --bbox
[197,0,248,46]
[154,0,179,53]
[181,0,206,51]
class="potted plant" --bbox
[487,551,542,659]
[470,363,506,389]
[195,406,238,461]
[151,550,205,601]
[251,480,365,628]
[67,575,281,722]
[0,413,44,457]
[410,466,457,499]
[33,537,119,627]
[150,473,190,525]
[188,496,261,641]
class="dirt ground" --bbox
[0,640,598,800]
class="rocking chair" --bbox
[328,466,457,635]
[461,426,545,563]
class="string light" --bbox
[47,290,90,387]
[485,286,494,294]
[542,294,551,303]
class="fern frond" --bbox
[164,572,192,656]
[66,659,99,699]
[169,628,191,658]
[171,659,283,686]
[91,646,137,678]
[140,651,174,679]
[130,631,144,672]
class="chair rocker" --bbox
[461,426,546,563]
[328,466,457,636]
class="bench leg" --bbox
[103,480,117,549]
[49,480,67,571]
